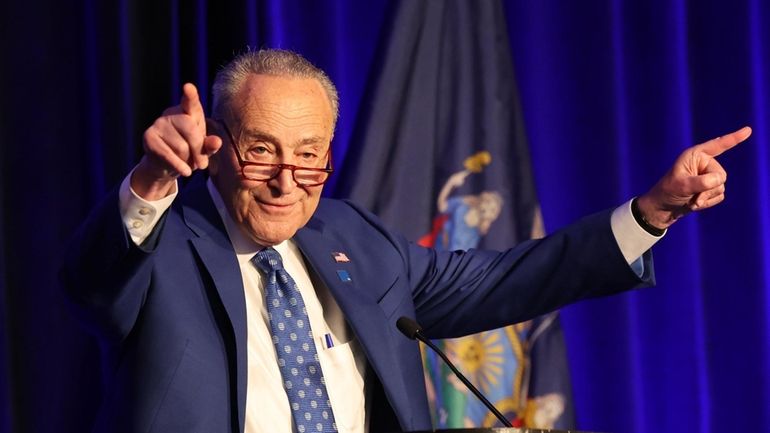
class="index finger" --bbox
[696,126,752,157]
[180,83,204,118]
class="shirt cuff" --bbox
[119,170,178,245]
[611,198,664,264]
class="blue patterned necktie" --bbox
[252,247,338,433]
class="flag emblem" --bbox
[331,252,350,263]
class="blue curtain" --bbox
[1,1,767,432]
[506,2,770,431]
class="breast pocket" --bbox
[317,337,366,433]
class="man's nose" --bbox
[268,166,297,194]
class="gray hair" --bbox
[211,48,339,129]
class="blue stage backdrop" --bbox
[0,1,768,432]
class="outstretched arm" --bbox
[437,170,471,213]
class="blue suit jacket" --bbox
[62,176,653,432]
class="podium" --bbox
[410,429,601,433]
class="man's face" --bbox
[211,74,334,246]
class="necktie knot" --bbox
[253,247,285,274]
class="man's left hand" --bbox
[636,126,752,229]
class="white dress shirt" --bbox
[118,172,661,432]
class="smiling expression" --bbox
[210,74,334,246]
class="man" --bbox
[61,49,751,433]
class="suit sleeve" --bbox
[60,186,165,342]
[403,209,654,338]
[329,199,652,340]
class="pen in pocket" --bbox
[324,333,334,348]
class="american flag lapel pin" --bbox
[331,251,350,263]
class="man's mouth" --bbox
[257,199,296,214]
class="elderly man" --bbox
[62,49,750,433]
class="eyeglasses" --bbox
[214,118,333,187]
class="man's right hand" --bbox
[131,83,223,201]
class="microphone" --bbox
[396,317,513,428]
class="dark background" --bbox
[1,1,768,432]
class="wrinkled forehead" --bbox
[227,74,334,133]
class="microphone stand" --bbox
[397,317,513,428]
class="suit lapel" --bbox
[294,218,413,429]
[179,179,248,432]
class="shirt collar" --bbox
[206,178,295,263]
